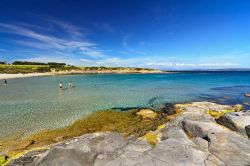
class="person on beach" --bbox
[4,79,7,85]
[59,81,63,89]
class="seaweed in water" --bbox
[110,107,140,112]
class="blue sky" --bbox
[0,0,250,69]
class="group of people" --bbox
[59,81,73,89]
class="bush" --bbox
[12,61,47,65]
[48,62,66,68]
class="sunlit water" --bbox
[1,72,250,139]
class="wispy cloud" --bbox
[122,34,147,55]
[0,17,246,69]
[0,19,107,63]
[79,56,241,69]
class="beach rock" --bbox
[244,93,250,98]
[191,137,209,152]
[217,112,250,137]
[175,102,233,116]
[233,104,244,112]
[136,109,157,119]
[10,132,128,166]
[208,132,250,166]
[175,104,207,114]
[9,149,48,166]
[246,125,250,137]
[182,119,250,166]
[182,119,225,139]
[191,102,233,112]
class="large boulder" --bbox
[10,132,128,166]
[182,119,250,166]
[217,112,250,137]
[175,102,234,119]
[145,125,224,166]
[208,132,250,166]
[191,102,233,112]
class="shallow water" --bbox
[1,72,250,139]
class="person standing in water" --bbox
[4,79,7,85]
[59,81,63,89]
[68,81,73,88]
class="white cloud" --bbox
[0,21,106,60]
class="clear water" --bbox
[1,72,250,139]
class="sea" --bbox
[1,72,250,139]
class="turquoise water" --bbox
[1,72,250,139]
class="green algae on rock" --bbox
[207,109,235,119]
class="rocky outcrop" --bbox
[217,111,250,137]
[8,102,250,166]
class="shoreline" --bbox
[0,70,167,80]
[1,101,250,165]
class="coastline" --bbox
[0,70,166,80]
[0,73,53,79]
[1,101,250,165]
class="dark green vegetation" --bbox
[0,61,6,64]
[12,61,47,65]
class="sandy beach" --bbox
[0,70,164,80]
[0,73,53,79]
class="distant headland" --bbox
[0,61,163,79]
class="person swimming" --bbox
[59,81,63,89]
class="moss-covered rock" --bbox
[136,109,157,119]
[207,109,235,119]
[233,104,244,112]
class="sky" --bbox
[0,0,250,69]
